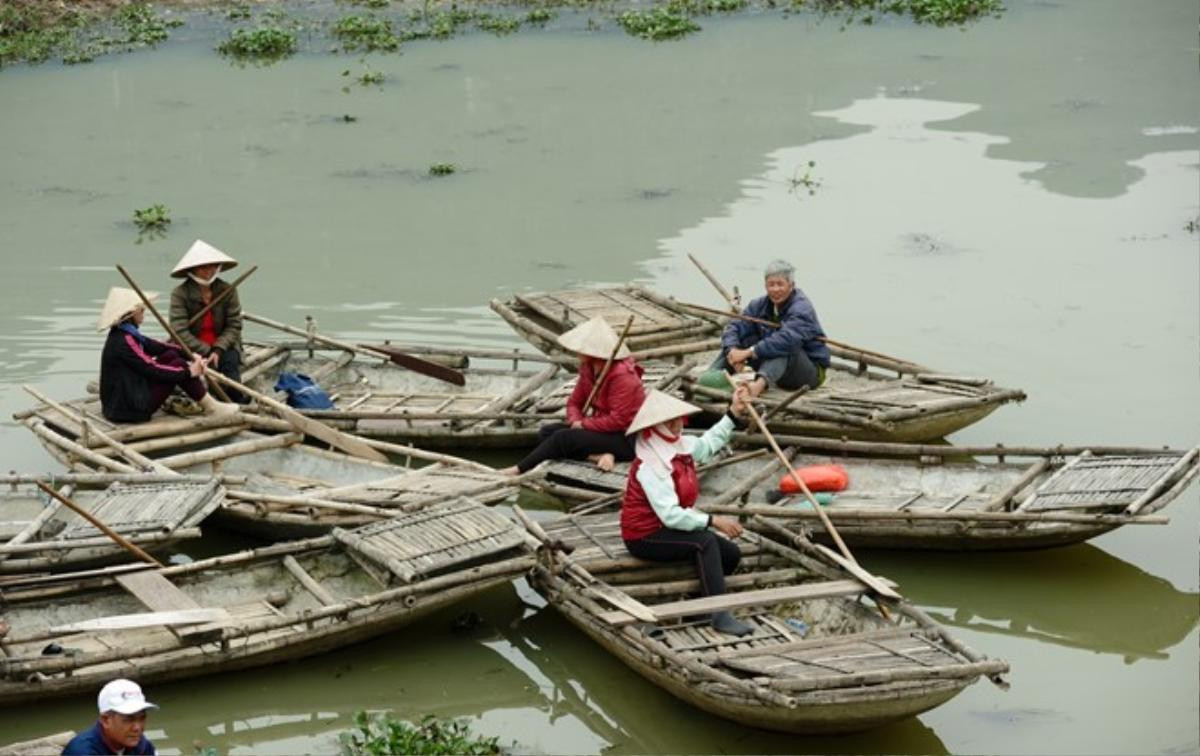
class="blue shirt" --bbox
[720,288,830,367]
[61,721,156,755]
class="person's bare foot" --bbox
[746,377,767,399]
[498,465,519,476]
[592,453,616,472]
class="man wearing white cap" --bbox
[620,387,756,637]
[167,240,245,400]
[500,316,646,475]
[62,678,158,754]
[98,286,238,422]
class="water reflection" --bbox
[867,545,1200,663]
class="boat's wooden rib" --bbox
[515,508,1006,734]
[540,441,1199,551]
[0,480,222,573]
[0,500,533,704]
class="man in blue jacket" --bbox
[714,259,830,398]
[62,679,158,755]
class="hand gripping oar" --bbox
[724,372,899,615]
[115,266,388,463]
[685,253,926,373]
[184,264,258,328]
[34,481,164,567]
[581,315,635,415]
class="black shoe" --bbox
[711,611,753,637]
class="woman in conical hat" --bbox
[98,287,237,423]
[620,387,756,637]
[500,316,646,476]
[167,240,245,401]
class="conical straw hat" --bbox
[556,316,631,360]
[626,390,701,435]
[97,287,158,332]
[171,239,238,278]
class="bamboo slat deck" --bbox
[539,442,1198,550]
[520,510,1007,733]
[0,481,222,573]
[0,500,534,704]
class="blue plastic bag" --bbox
[273,372,335,410]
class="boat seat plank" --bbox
[115,570,201,612]
[597,579,877,627]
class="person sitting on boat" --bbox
[621,388,755,637]
[99,286,238,422]
[168,239,245,401]
[712,258,830,398]
[501,316,646,475]
[62,678,158,755]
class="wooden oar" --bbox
[243,311,466,386]
[723,372,899,610]
[184,264,258,328]
[116,266,388,463]
[34,481,163,567]
[581,315,635,415]
[684,254,925,371]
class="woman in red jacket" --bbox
[501,317,645,475]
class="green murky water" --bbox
[0,0,1196,752]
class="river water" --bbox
[0,0,1196,752]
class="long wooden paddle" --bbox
[242,312,466,386]
[184,264,258,328]
[723,372,900,611]
[685,254,925,372]
[34,481,163,567]
[115,267,388,463]
[581,315,635,415]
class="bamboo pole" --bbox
[726,373,899,608]
[704,503,1168,526]
[1124,447,1199,515]
[116,265,388,463]
[729,433,1182,462]
[581,316,635,415]
[686,252,739,308]
[981,458,1050,512]
[0,527,202,557]
[25,419,137,474]
[0,473,245,486]
[33,482,163,567]
[22,385,175,475]
[184,265,258,328]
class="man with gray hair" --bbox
[712,259,830,398]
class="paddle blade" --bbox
[358,344,467,386]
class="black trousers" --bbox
[625,528,741,597]
[214,347,245,403]
[515,422,636,473]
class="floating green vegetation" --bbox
[475,13,521,35]
[423,8,476,40]
[333,14,401,52]
[0,1,180,67]
[217,26,297,61]
[789,160,821,196]
[428,163,458,176]
[340,712,501,756]
[342,113,359,122]
[342,62,384,89]
[617,6,701,40]
[133,203,171,232]
[524,8,557,25]
[798,0,1004,25]
[342,0,392,7]
[225,5,253,21]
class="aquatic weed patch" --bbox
[799,0,1004,25]
[340,712,502,755]
[0,1,181,66]
[617,5,701,40]
[428,162,458,176]
[333,14,401,52]
[218,25,297,61]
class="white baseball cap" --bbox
[97,679,158,715]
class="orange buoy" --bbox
[779,464,848,494]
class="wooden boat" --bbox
[538,438,1200,551]
[0,499,533,704]
[26,417,521,539]
[491,285,1026,442]
[514,507,1008,734]
[0,731,75,756]
[0,476,223,574]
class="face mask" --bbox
[188,271,217,286]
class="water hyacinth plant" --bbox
[132,204,171,232]
[340,712,502,755]
[217,25,297,61]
